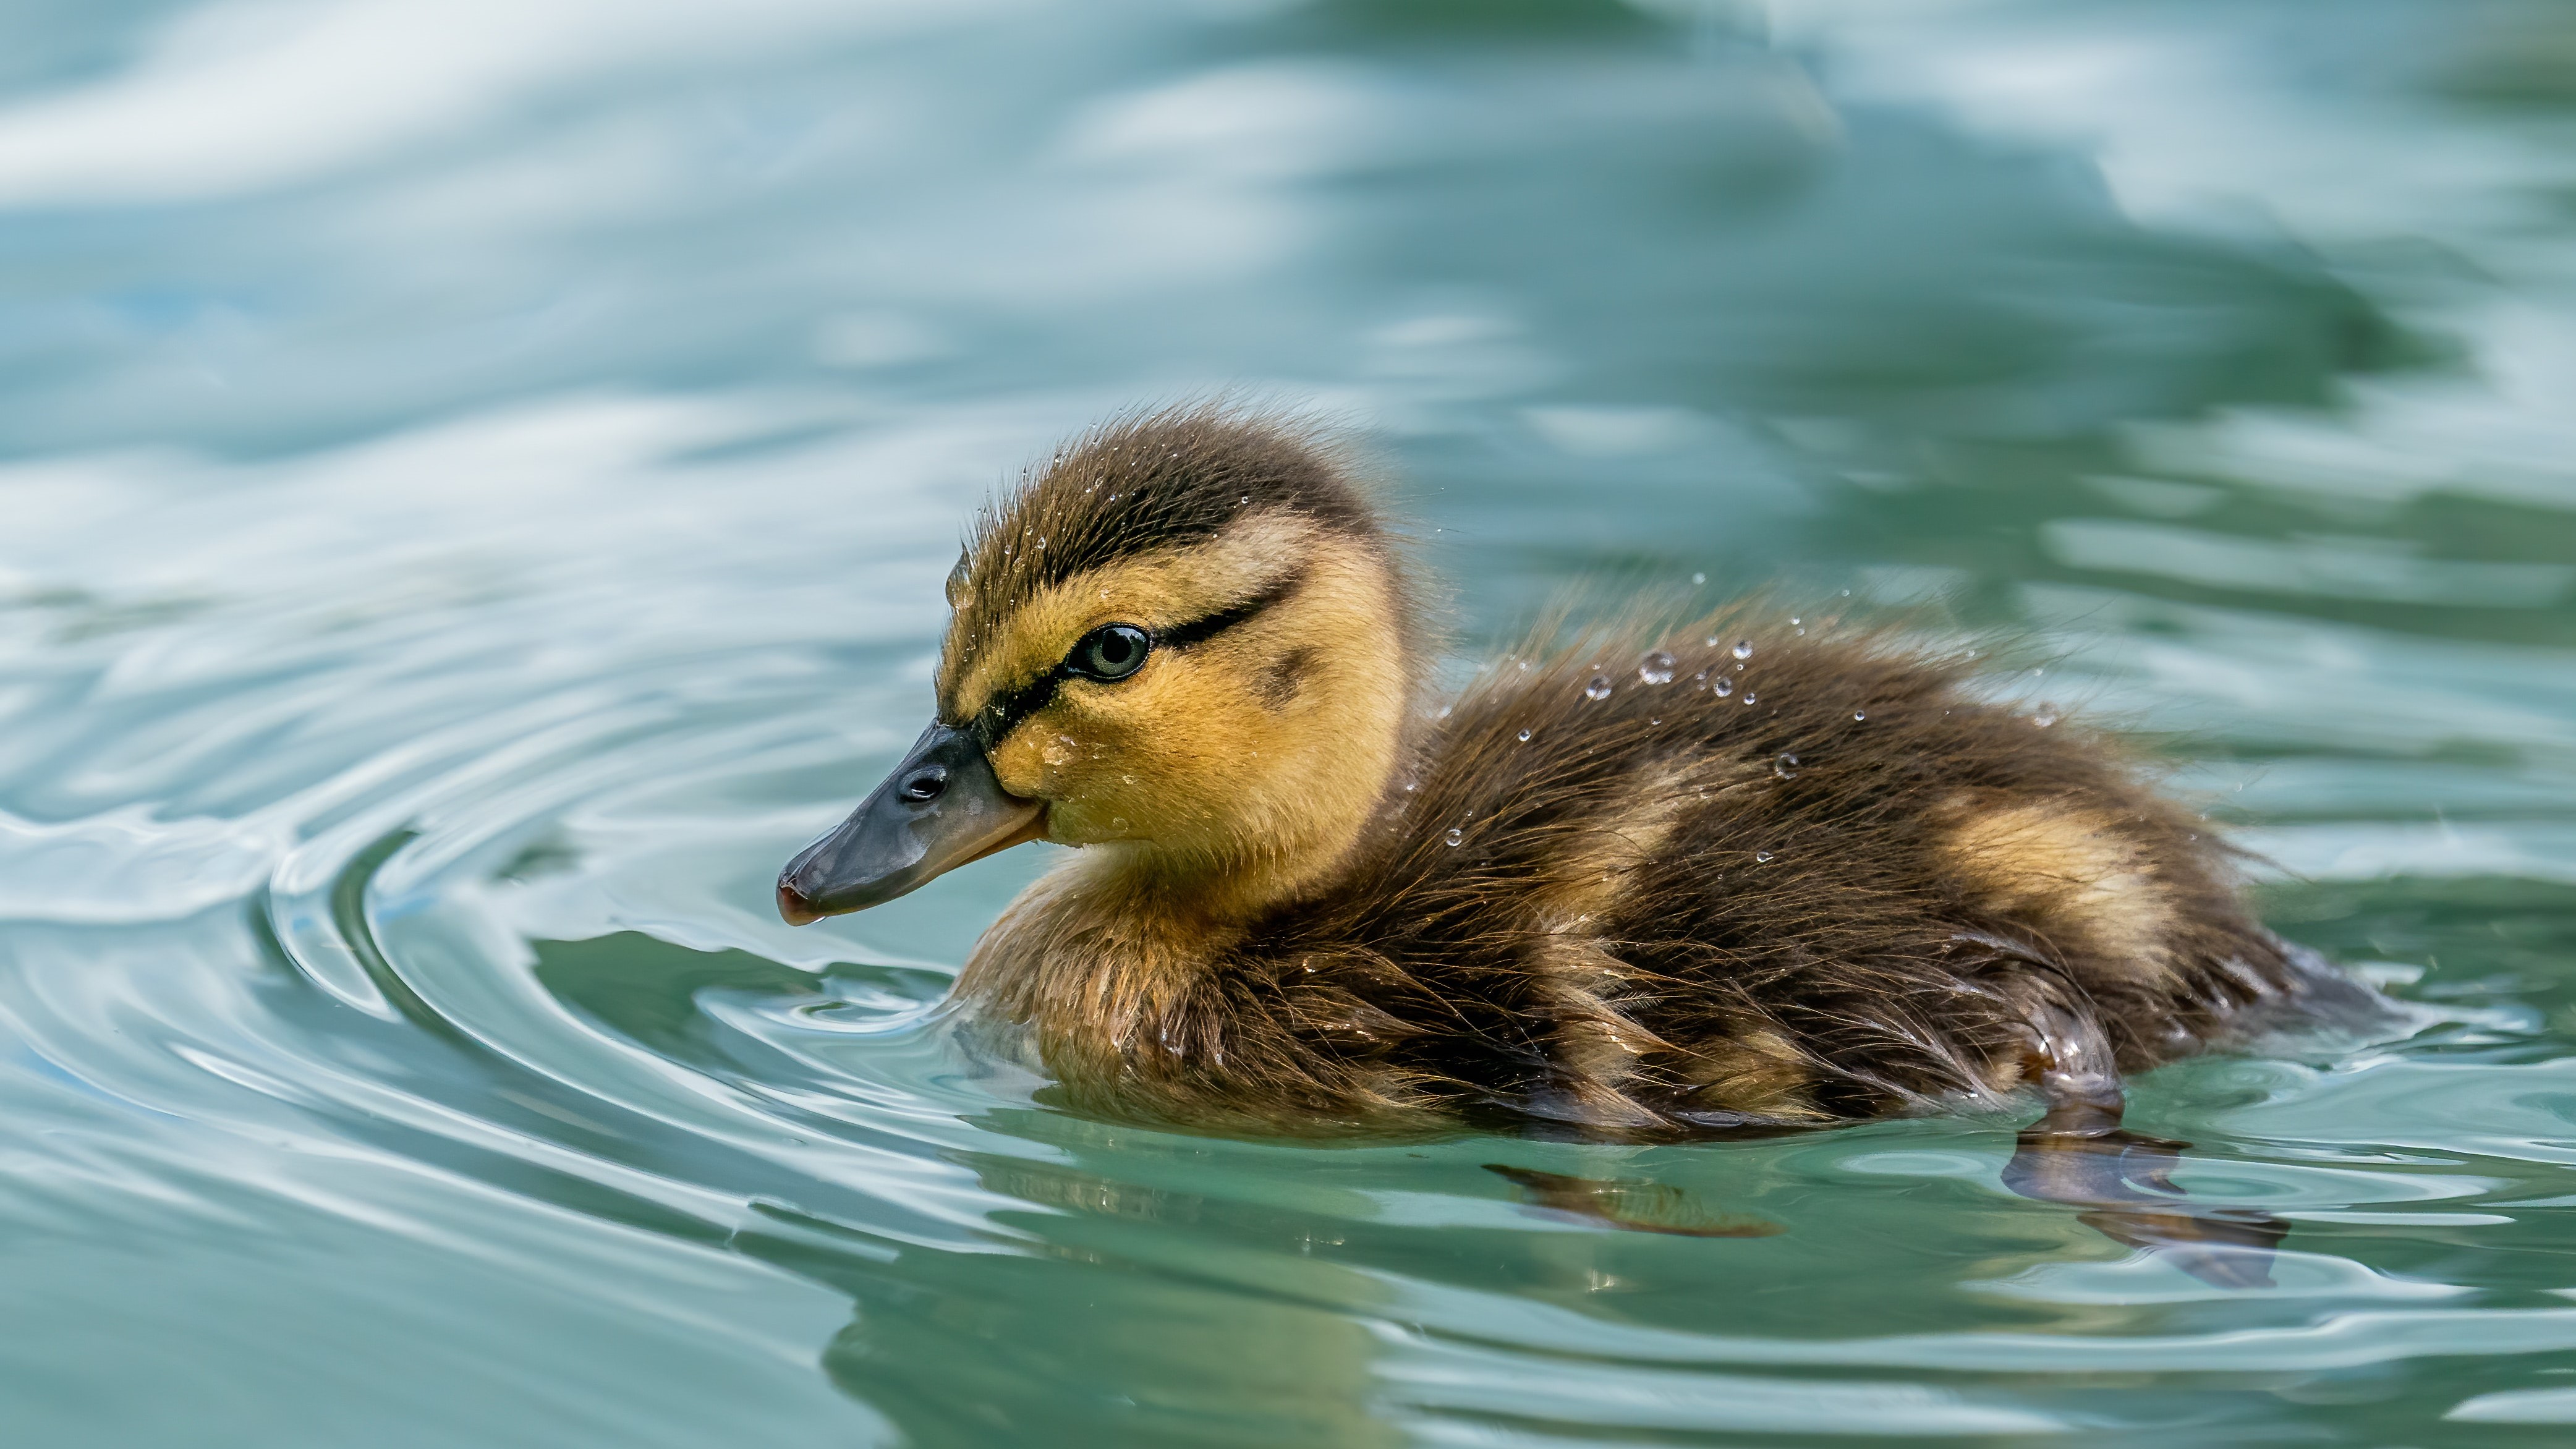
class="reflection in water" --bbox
[1486,1164,1783,1238]
[789,1150,1402,1449]
[2004,1127,2289,1290]
[4,0,2576,1443]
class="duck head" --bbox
[778,408,1421,925]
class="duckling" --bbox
[777,406,2376,1150]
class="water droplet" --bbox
[1518,660,1531,671]
[1110,817,1128,831]
[1692,572,1706,585]
[1444,828,1464,847]
[1711,675,1733,697]
[1638,651,1676,686]
[1516,728,1533,742]
[1754,851,1775,863]
[1741,691,1758,705]
[1790,617,1801,627]
[1649,718,1660,726]
[1732,640,1754,661]
[1403,780,1418,792]
[1853,710,1866,721]
[1774,752,1798,779]
[1437,705,1453,719]
[1121,773,1136,784]
[1584,675,1613,702]
[2032,706,2059,728]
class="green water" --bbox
[4,1,2575,1443]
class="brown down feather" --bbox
[932,406,2373,1139]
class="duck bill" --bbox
[775,724,1045,924]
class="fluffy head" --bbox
[936,407,1422,912]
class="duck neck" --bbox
[1094,821,1364,928]
[950,846,1248,1059]
[956,718,1409,1032]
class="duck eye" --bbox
[1069,624,1150,681]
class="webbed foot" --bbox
[2004,996,2287,1288]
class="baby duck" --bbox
[778,406,2371,1142]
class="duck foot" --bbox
[1484,1165,1782,1238]
[1985,992,2287,1287]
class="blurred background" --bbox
[3,1,2574,1445]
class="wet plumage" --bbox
[780,405,2378,1141]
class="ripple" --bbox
[0,807,287,924]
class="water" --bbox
[3,1,2574,1444]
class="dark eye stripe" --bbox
[969,671,1066,749]
[960,566,1308,747]
[1153,566,1305,650]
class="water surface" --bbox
[4,1,2575,1444]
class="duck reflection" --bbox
[734,1101,2290,1447]
[1483,1164,1783,1238]
[1486,1129,2282,1285]
[2003,1121,2287,1290]
[738,1141,1401,1447]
